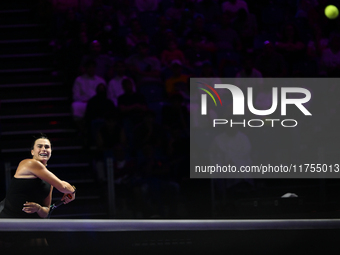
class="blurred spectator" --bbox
[84,83,117,144]
[87,8,109,38]
[151,16,174,54]
[185,14,215,51]
[197,60,222,86]
[236,56,262,78]
[211,11,242,52]
[72,60,106,120]
[107,61,136,106]
[320,33,340,76]
[194,0,222,25]
[184,14,216,68]
[256,41,286,77]
[176,3,196,37]
[222,0,249,14]
[118,78,148,124]
[311,24,329,54]
[296,0,317,19]
[87,0,113,13]
[94,20,120,55]
[135,0,160,12]
[218,50,242,77]
[275,23,305,74]
[51,0,79,12]
[165,0,186,22]
[199,60,217,77]
[235,55,263,91]
[125,42,161,84]
[305,0,332,34]
[161,40,186,67]
[125,18,150,53]
[81,40,114,79]
[85,83,116,120]
[185,43,214,69]
[115,0,138,28]
[73,31,91,59]
[79,21,89,34]
[165,60,190,98]
[233,9,258,50]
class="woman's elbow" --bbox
[55,181,68,193]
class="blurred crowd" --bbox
[35,0,340,218]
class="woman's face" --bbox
[31,139,52,164]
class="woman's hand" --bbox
[22,202,42,214]
[61,192,75,204]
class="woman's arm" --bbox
[22,186,53,218]
[27,160,75,194]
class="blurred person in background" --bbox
[84,83,117,146]
[81,40,114,80]
[72,60,106,141]
[107,61,136,106]
[125,42,161,84]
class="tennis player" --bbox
[0,134,75,218]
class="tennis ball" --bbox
[325,5,339,19]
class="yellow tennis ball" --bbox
[325,5,339,19]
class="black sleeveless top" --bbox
[0,177,51,218]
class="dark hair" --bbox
[122,78,133,86]
[31,133,51,150]
[96,83,107,94]
[83,59,97,68]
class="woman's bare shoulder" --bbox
[19,159,44,168]
[15,159,45,178]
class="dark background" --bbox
[1,0,340,220]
